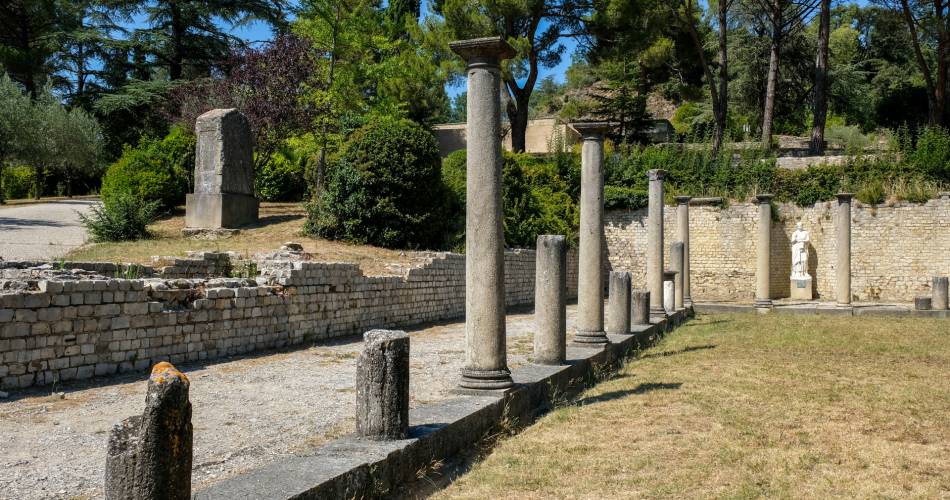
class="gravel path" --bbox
[0,305,580,500]
[0,200,96,261]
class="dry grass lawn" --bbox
[65,202,423,275]
[437,314,950,499]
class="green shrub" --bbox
[304,118,450,249]
[855,178,886,205]
[100,126,195,209]
[604,185,647,210]
[79,193,161,242]
[442,151,579,249]
[906,126,950,181]
[2,165,34,200]
[256,146,305,201]
[825,124,869,155]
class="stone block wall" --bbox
[0,249,579,390]
[605,197,950,302]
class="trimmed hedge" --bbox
[304,118,451,249]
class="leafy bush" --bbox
[100,126,195,209]
[442,151,579,249]
[905,126,950,181]
[604,185,648,210]
[256,146,305,201]
[79,193,161,242]
[304,118,450,249]
[2,165,34,200]
[825,124,869,155]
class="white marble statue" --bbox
[791,222,811,279]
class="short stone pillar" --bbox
[631,290,650,326]
[675,196,692,306]
[607,272,631,336]
[671,242,685,310]
[534,235,567,365]
[647,169,668,318]
[836,193,853,306]
[105,362,192,500]
[184,109,259,231]
[571,121,611,345]
[356,330,410,440]
[933,277,949,310]
[755,194,774,310]
[663,271,676,314]
[915,296,932,310]
[451,37,516,390]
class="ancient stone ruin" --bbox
[184,108,259,233]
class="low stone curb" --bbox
[193,309,691,499]
[693,302,949,318]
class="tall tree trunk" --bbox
[507,95,530,153]
[762,26,782,151]
[899,0,940,125]
[810,0,831,154]
[715,0,730,154]
[0,155,6,205]
[169,1,184,80]
[313,3,342,196]
[680,0,723,154]
[33,166,42,200]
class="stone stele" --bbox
[185,108,259,230]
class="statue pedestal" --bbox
[790,277,813,300]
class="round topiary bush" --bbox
[100,126,195,209]
[305,117,450,249]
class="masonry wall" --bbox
[0,250,578,390]
[605,197,950,303]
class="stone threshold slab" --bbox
[693,302,949,318]
[193,309,691,499]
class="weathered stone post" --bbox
[836,193,853,306]
[933,277,949,310]
[672,242,685,310]
[356,330,410,440]
[755,194,774,310]
[631,290,651,326]
[534,235,567,365]
[647,169,668,319]
[450,37,516,390]
[184,108,259,232]
[675,196,692,307]
[105,362,192,500]
[607,272,631,336]
[571,121,611,345]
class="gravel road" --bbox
[0,200,96,261]
[0,305,581,500]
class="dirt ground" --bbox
[0,305,578,500]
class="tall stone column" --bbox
[572,122,611,345]
[675,196,692,306]
[836,193,853,306]
[755,194,774,310]
[450,37,516,390]
[647,169,668,319]
[672,241,685,310]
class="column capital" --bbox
[647,169,667,181]
[755,193,774,203]
[569,121,612,141]
[449,37,516,69]
[674,195,692,205]
[836,192,854,202]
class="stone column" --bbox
[672,241,685,310]
[356,330,410,440]
[607,272,631,336]
[933,277,949,310]
[534,235,567,365]
[631,290,650,326]
[647,169,668,318]
[836,193,853,306]
[105,362,192,500]
[663,271,676,313]
[572,122,611,345]
[755,194,774,310]
[450,37,516,390]
[675,196,692,306]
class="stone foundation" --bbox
[0,250,578,390]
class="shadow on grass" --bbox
[638,344,717,360]
[577,382,682,405]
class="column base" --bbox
[572,329,609,345]
[754,299,773,312]
[836,302,852,308]
[459,368,513,390]
[684,297,693,308]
